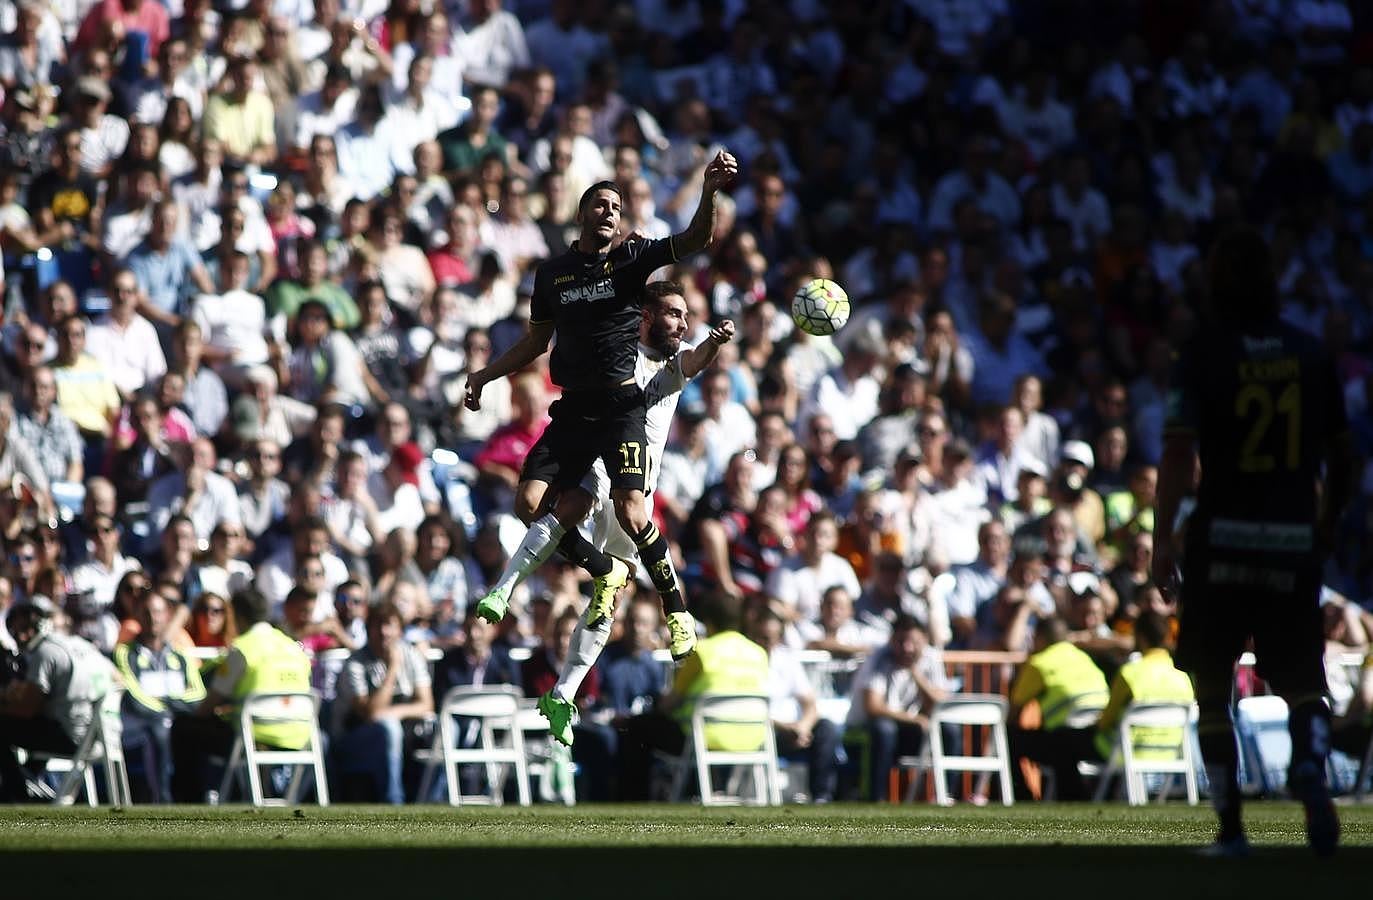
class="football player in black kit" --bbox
[1153,227,1356,858]
[463,150,737,669]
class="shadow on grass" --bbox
[7,845,1366,898]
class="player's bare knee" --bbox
[515,482,549,524]
[612,490,647,533]
[554,488,596,529]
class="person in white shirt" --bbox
[255,516,350,613]
[752,605,841,802]
[845,615,950,800]
[191,250,270,374]
[85,269,167,399]
[697,367,756,484]
[456,0,529,89]
[145,437,244,547]
[292,63,358,154]
[763,510,861,635]
[797,334,882,442]
[69,514,141,612]
[187,521,254,603]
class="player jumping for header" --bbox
[463,151,737,667]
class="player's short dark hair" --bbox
[577,180,622,217]
[1207,226,1279,326]
[1134,610,1171,650]
[642,280,684,306]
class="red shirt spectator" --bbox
[75,0,171,58]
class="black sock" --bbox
[556,529,614,578]
[1287,697,1332,784]
[1198,715,1244,841]
[631,522,686,615]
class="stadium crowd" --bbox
[1,0,1373,804]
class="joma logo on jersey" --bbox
[560,278,615,304]
[553,274,576,285]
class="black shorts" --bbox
[1175,542,1326,696]
[520,383,649,493]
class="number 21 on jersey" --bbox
[1234,381,1301,472]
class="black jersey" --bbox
[1165,321,1347,550]
[529,236,677,390]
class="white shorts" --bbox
[582,459,654,564]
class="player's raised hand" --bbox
[463,373,485,411]
[708,319,736,346]
[703,150,738,192]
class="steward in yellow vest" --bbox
[170,588,314,802]
[1009,611,1185,800]
[619,591,769,800]
[1010,616,1109,731]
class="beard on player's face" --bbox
[646,316,682,355]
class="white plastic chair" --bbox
[901,695,1015,805]
[1236,694,1292,796]
[34,691,132,806]
[667,693,781,806]
[1093,702,1199,805]
[418,686,531,806]
[218,691,330,807]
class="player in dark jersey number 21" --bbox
[1153,227,1357,858]
[463,151,738,667]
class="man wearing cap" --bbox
[170,588,311,802]
[1053,439,1107,547]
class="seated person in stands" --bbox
[331,602,434,804]
[170,588,312,802]
[752,605,841,802]
[598,592,666,721]
[845,615,949,801]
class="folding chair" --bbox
[218,692,330,807]
[1093,702,1198,805]
[1235,694,1291,796]
[666,693,780,806]
[517,704,575,805]
[418,685,531,806]
[34,690,132,807]
[932,694,1014,806]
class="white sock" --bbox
[553,610,613,702]
[493,513,566,596]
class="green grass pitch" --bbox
[1,804,1369,898]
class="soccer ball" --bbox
[791,278,851,337]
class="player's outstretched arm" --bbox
[464,319,554,411]
[672,150,738,258]
[681,319,735,378]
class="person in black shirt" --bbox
[463,151,736,673]
[1153,227,1356,858]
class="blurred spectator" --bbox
[845,615,949,801]
[115,589,206,803]
[0,599,115,801]
[332,600,433,803]
[170,588,312,802]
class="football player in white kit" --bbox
[537,280,733,746]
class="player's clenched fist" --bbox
[707,319,736,346]
[703,150,738,192]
